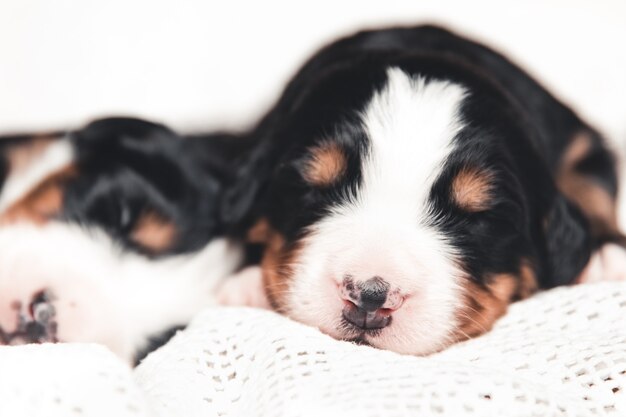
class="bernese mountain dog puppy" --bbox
[0,117,243,363]
[221,25,626,355]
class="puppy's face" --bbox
[252,67,582,355]
[0,118,240,362]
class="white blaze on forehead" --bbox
[357,67,467,217]
[0,138,74,213]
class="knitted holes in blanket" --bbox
[135,284,626,417]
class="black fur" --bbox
[0,117,246,256]
[63,117,222,255]
[225,25,619,289]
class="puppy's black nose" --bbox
[340,276,399,330]
[359,276,389,312]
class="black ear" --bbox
[217,133,282,236]
[76,117,177,144]
[219,154,267,234]
[542,194,593,287]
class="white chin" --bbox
[362,331,450,356]
[303,312,452,356]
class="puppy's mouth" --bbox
[0,290,58,344]
[338,317,385,344]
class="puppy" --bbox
[222,25,626,355]
[0,117,243,363]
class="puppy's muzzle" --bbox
[340,276,403,330]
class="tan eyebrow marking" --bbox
[451,167,493,212]
[302,142,347,186]
[130,211,177,254]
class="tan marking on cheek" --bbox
[261,229,303,311]
[456,260,538,340]
[451,167,493,212]
[487,273,517,302]
[5,134,62,176]
[456,279,508,339]
[130,211,177,254]
[302,142,347,186]
[556,131,618,236]
[0,165,76,225]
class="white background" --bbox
[1,0,625,218]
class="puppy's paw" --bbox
[215,266,270,309]
[0,289,57,344]
[578,243,626,283]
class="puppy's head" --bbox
[0,118,241,362]
[0,118,223,255]
[242,61,591,355]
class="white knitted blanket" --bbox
[2,282,626,417]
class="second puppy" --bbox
[0,117,244,363]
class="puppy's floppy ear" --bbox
[182,130,266,236]
[217,116,304,237]
[219,148,269,234]
[542,194,592,287]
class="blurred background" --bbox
[1,0,625,217]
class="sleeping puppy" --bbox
[0,117,243,363]
[222,25,626,355]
